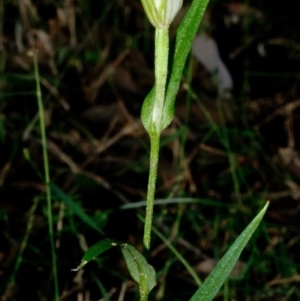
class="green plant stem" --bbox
[152,28,169,133]
[33,52,59,301]
[143,131,160,249]
[143,28,169,250]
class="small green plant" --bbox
[72,1,269,301]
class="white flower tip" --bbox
[142,0,183,29]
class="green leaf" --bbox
[141,0,210,133]
[161,0,210,130]
[121,244,156,301]
[141,86,156,133]
[71,240,157,301]
[189,202,269,301]
[71,239,118,271]
[50,183,104,235]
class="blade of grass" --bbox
[120,198,230,210]
[138,214,202,287]
[3,197,39,297]
[50,183,105,235]
[32,51,59,301]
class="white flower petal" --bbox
[141,0,183,29]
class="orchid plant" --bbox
[71,1,268,300]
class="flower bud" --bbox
[141,0,183,29]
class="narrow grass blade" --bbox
[189,202,269,301]
[50,183,104,235]
[120,198,230,210]
[151,223,202,287]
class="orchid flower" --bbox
[141,0,183,29]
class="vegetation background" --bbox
[0,0,300,300]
